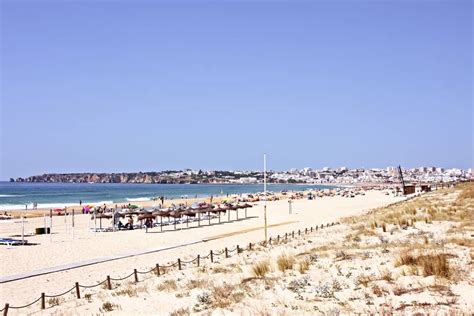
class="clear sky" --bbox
[1,0,472,179]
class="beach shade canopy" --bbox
[129,205,139,209]
[182,209,197,217]
[169,210,183,218]
[153,210,171,217]
[211,206,226,214]
[138,213,155,220]
[194,206,213,214]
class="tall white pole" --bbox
[21,216,25,244]
[264,153,268,243]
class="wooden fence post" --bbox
[285,233,288,240]
[237,245,240,253]
[41,293,45,309]
[298,229,301,236]
[311,227,313,232]
[106,276,112,290]
[134,269,138,283]
[292,231,294,238]
[156,264,160,276]
[178,259,182,270]
[269,237,272,245]
[249,242,252,250]
[75,282,80,299]
[197,255,200,267]
[3,303,8,316]
[225,247,228,258]
[305,228,308,234]
[210,250,214,263]
[277,235,280,243]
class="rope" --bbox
[2,220,335,311]
[181,257,198,264]
[136,268,154,275]
[79,280,107,289]
[8,296,42,309]
[45,285,76,298]
[110,272,134,281]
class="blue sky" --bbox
[1,0,472,179]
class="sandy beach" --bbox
[0,189,402,313]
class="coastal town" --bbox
[11,166,472,185]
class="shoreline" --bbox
[0,183,360,216]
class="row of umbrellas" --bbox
[91,203,253,230]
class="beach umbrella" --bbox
[92,213,112,229]
[235,204,248,220]
[169,210,182,230]
[212,206,225,223]
[243,203,253,218]
[153,209,170,231]
[137,213,155,221]
[182,208,197,228]
[225,205,237,221]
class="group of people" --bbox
[24,202,39,210]
[114,212,135,230]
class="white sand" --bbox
[0,190,402,311]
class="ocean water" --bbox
[0,182,336,210]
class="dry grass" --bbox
[47,297,65,307]
[210,283,245,308]
[277,253,295,272]
[252,260,271,278]
[379,269,393,282]
[100,301,120,312]
[448,237,474,248]
[372,285,383,297]
[186,279,209,290]
[212,266,233,274]
[393,285,409,296]
[157,279,178,291]
[357,274,375,287]
[457,183,474,201]
[395,252,452,278]
[298,257,311,274]
[170,307,190,316]
[113,285,147,297]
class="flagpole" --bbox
[264,153,268,243]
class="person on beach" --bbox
[210,195,213,203]
[145,217,153,228]
[79,200,82,206]
[126,216,134,230]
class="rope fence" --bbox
[2,221,339,315]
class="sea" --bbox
[0,182,336,210]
